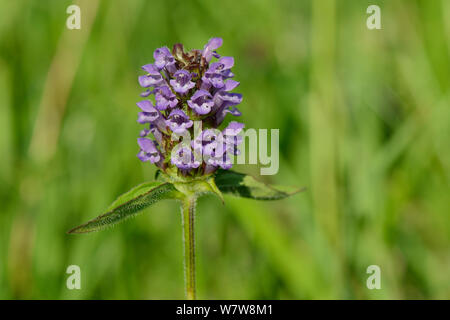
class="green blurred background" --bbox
[0,0,449,299]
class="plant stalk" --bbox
[181,195,197,300]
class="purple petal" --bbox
[138,74,163,88]
[166,109,193,134]
[202,37,223,62]
[219,56,234,69]
[137,138,157,153]
[137,150,151,162]
[191,89,211,100]
[223,121,245,136]
[141,64,161,75]
[136,100,155,112]
[224,79,240,91]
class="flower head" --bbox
[136,38,243,176]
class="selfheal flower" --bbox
[171,145,201,170]
[139,64,165,88]
[149,124,163,145]
[166,109,193,134]
[155,86,178,110]
[223,121,244,155]
[202,37,223,63]
[154,46,177,73]
[70,38,302,306]
[192,129,225,162]
[136,100,167,133]
[211,79,241,110]
[137,138,161,164]
[205,152,233,170]
[213,91,243,125]
[203,57,235,89]
[170,70,195,95]
[187,89,214,115]
[136,38,243,175]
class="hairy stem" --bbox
[181,196,197,300]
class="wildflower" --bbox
[166,109,193,134]
[153,47,177,73]
[137,138,162,164]
[155,86,178,110]
[70,38,302,304]
[170,70,195,94]
[136,37,243,176]
[187,90,214,115]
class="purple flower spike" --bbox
[187,89,214,115]
[202,37,223,63]
[137,138,161,164]
[170,70,195,95]
[153,47,177,73]
[166,109,193,134]
[155,86,178,110]
[136,38,243,174]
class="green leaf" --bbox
[214,169,304,200]
[68,182,181,234]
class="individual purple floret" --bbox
[187,90,214,115]
[137,138,162,164]
[139,64,165,88]
[136,37,243,176]
[223,121,244,155]
[136,100,167,133]
[203,57,235,89]
[171,146,201,170]
[155,86,178,110]
[192,129,225,158]
[202,38,223,63]
[166,109,193,134]
[170,70,195,95]
[153,47,177,73]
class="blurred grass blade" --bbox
[214,170,304,200]
[68,182,181,234]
